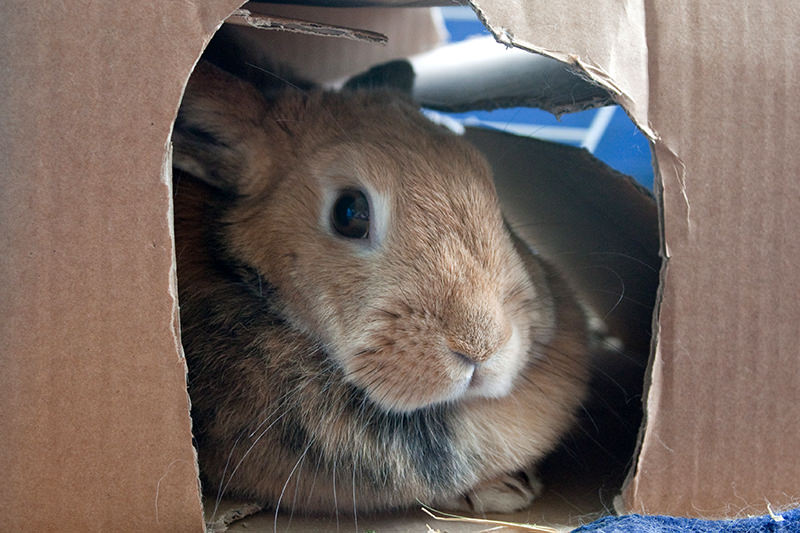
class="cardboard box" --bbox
[2,1,798,531]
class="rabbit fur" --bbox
[172,59,590,514]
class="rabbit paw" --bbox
[439,469,543,514]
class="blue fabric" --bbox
[572,508,800,533]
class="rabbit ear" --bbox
[172,61,273,194]
[343,59,415,94]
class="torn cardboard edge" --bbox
[226,8,388,44]
[225,4,614,116]
[465,0,655,140]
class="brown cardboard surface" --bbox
[0,1,239,530]
[216,485,597,532]
[622,2,800,517]
[226,8,388,44]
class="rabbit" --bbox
[172,58,591,515]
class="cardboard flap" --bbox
[226,7,388,43]
[471,0,651,137]
[218,3,446,83]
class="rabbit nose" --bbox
[443,291,513,364]
[447,323,511,365]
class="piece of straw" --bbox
[421,505,561,533]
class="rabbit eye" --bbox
[331,189,370,239]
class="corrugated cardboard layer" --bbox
[226,8,389,43]
[623,2,800,516]
[0,1,239,530]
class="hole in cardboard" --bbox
[171,4,661,531]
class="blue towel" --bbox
[572,508,800,533]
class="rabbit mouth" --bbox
[464,364,515,399]
[462,324,525,400]
[450,353,515,401]
[342,323,527,413]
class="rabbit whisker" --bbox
[332,460,340,532]
[211,391,294,519]
[273,438,316,533]
[352,462,359,533]
[219,410,289,505]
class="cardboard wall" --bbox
[467,0,650,135]
[625,1,800,516]
[0,2,239,530]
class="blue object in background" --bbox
[437,7,654,190]
[438,6,491,41]
[572,508,800,533]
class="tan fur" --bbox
[173,62,590,514]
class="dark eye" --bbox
[331,189,370,239]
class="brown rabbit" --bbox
[172,59,590,515]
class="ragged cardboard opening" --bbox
[182,4,658,531]
[182,2,800,527]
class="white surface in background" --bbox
[425,107,617,153]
